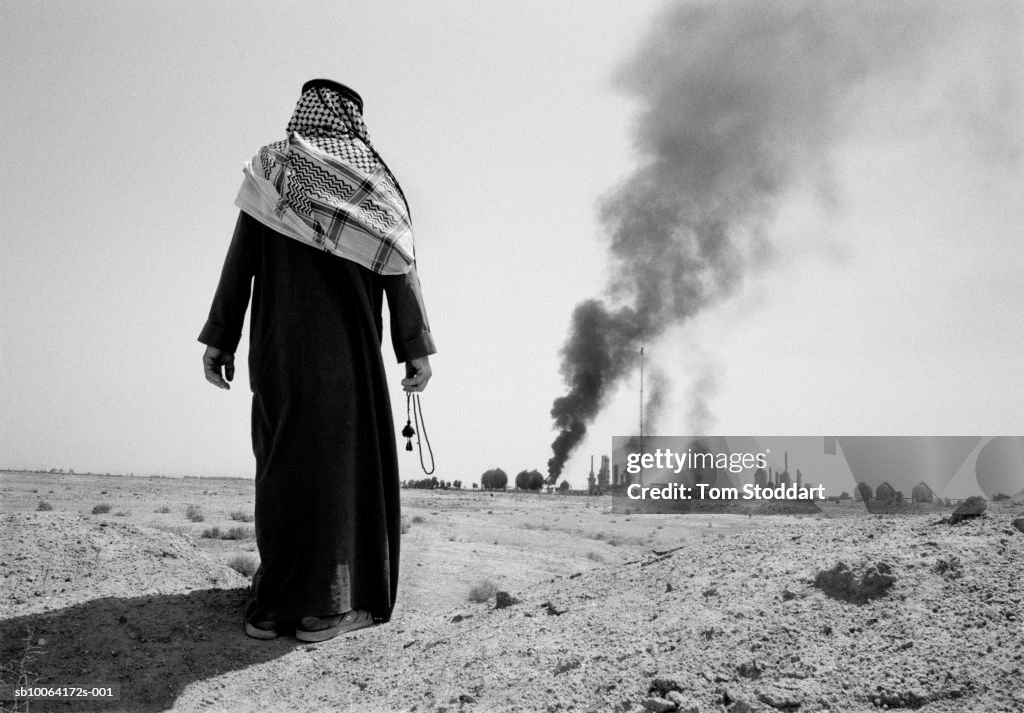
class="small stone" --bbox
[757,685,803,708]
[649,676,684,695]
[665,691,701,713]
[948,496,986,524]
[640,697,675,713]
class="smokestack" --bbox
[547,0,997,481]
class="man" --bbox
[199,79,435,642]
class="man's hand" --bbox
[203,345,235,390]
[402,356,432,393]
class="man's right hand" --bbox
[203,345,235,390]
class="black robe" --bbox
[199,211,435,623]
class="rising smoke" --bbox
[547,0,1020,480]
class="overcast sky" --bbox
[2,1,1022,495]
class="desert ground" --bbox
[1,470,1022,713]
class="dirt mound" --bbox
[1,512,247,617]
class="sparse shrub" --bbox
[114,510,130,517]
[586,551,605,563]
[92,503,112,514]
[223,526,254,540]
[185,504,204,522]
[411,515,426,524]
[201,527,222,539]
[36,500,53,511]
[154,505,171,513]
[468,579,498,603]
[229,510,255,522]
[227,554,259,578]
[992,493,1011,501]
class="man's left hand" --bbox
[402,356,432,393]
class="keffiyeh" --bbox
[235,80,415,275]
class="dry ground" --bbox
[1,471,1022,712]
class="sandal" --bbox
[295,609,374,642]
[244,619,279,640]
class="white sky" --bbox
[1,1,1022,494]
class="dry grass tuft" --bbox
[467,579,498,603]
[226,554,259,578]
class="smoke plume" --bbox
[547,0,1014,480]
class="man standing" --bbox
[199,79,435,642]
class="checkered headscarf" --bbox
[234,80,415,275]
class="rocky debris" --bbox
[813,561,896,603]
[756,684,804,710]
[494,590,519,609]
[648,675,685,696]
[553,656,581,675]
[640,676,703,712]
[870,686,929,709]
[541,601,567,616]
[948,496,987,524]
[933,556,963,579]
[639,696,676,712]
[664,691,701,713]
[1012,517,1024,534]
[737,661,764,679]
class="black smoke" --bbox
[547,0,1004,480]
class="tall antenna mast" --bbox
[639,345,645,485]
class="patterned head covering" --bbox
[234,79,415,275]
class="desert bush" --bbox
[411,515,426,524]
[36,500,53,511]
[227,554,259,578]
[229,510,255,522]
[201,527,222,539]
[586,551,605,563]
[114,510,130,517]
[185,504,204,522]
[468,579,498,603]
[223,526,254,540]
[92,503,112,514]
[154,505,171,513]
[992,493,1011,501]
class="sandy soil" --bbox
[1,471,1022,712]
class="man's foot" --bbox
[295,610,374,642]
[244,619,278,640]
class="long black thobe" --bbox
[199,211,435,624]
